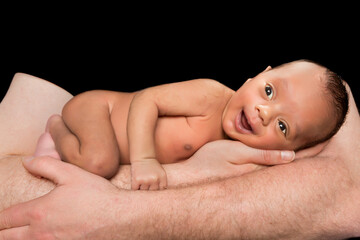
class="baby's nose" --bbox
[256,104,272,126]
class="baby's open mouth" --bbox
[241,111,252,131]
[236,110,253,134]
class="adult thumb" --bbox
[250,149,295,165]
[22,155,73,185]
[227,146,295,166]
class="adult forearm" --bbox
[122,157,358,239]
[110,154,259,191]
[0,156,221,212]
[3,155,356,239]
[0,156,129,211]
[110,163,227,190]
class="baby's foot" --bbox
[45,114,62,132]
[34,132,61,160]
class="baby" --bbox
[34,59,348,190]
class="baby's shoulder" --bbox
[190,78,227,88]
[188,78,234,97]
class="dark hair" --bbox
[296,59,349,150]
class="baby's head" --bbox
[222,59,348,151]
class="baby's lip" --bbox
[235,110,254,134]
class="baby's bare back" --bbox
[110,92,225,164]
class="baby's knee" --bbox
[82,152,120,179]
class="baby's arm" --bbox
[53,90,120,179]
[127,79,232,190]
[127,89,167,190]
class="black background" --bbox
[0,7,359,240]
[1,9,359,107]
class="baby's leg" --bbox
[47,114,82,163]
[49,113,120,179]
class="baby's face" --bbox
[222,61,334,150]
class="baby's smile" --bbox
[235,110,253,134]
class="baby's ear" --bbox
[245,78,252,83]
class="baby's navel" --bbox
[184,144,193,151]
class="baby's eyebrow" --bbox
[271,78,289,94]
[277,78,289,92]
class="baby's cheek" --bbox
[223,119,237,138]
[243,135,282,150]
[223,119,233,131]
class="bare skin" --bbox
[0,79,358,239]
[36,60,335,190]
[0,73,294,211]
[0,73,72,211]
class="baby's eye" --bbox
[278,120,287,136]
[265,84,274,100]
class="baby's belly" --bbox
[110,93,223,165]
[115,116,213,165]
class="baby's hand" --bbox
[131,159,167,190]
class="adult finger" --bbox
[254,149,295,165]
[0,225,28,240]
[229,148,295,166]
[295,140,329,160]
[22,155,75,185]
[0,201,34,230]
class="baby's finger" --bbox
[149,183,160,191]
[159,177,167,190]
[140,184,150,190]
[131,180,141,190]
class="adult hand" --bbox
[174,139,295,186]
[0,156,122,240]
[294,140,330,160]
